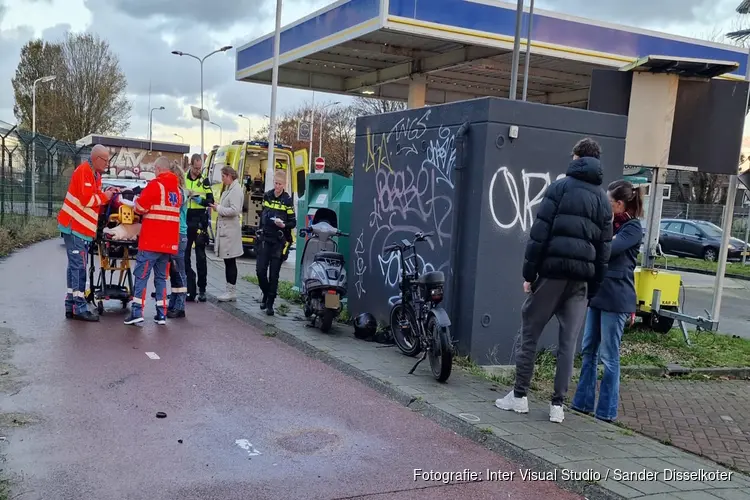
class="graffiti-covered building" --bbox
[76,134,189,180]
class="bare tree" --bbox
[12,33,132,143]
[351,96,406,116]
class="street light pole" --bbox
[210,121,223,145]
[266,0,283,192]
[31,74,56,210]
[509,0,525,100]
[174,133,184,143]
[308,91,315,172]
[319,101,340,158]
[172,45,233,162]
[149,106,165,151]
[238,114,252,141]
[521,0,535,101]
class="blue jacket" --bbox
[588,217,642,313]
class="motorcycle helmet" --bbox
[353,312,378,340]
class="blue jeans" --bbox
[63,232,89,314]
[572,307,629,421]
[131,250,171,319]
[168,234,188,311]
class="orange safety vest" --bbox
[134,171,182,255]
[56,162,104,239]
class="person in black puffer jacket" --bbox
[496,137,613,425]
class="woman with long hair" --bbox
[571,180,644,422]
[209,166,244,301]
[166,161,190,318]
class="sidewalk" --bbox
[205,259,750,500]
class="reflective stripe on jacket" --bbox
[56,162,104,239]
[135,172,182,254]
[185,171,211,210]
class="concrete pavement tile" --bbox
[595,479,646,499]
[557,459,610,477]
[529,448,568,466]
[614,443,664,458]
[631,495,685,500]
[395,386,427,397]
[672,491,724,500]
[711,488,750,500]
[500,433,555,450]
[541,445,599,461]
[633,458,713,491]
[601,458,655,473]
[485,425,511,437]
[491,422,541,435]
[531,432,589,448]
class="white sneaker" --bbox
[550,404,565,423]
[495,391,529,413]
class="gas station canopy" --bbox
[235,0,749,108]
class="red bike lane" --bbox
[0,240,584,500]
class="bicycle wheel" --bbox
[427,315,453,382]
[390,303,421,357]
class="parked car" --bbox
[657,218,749,262]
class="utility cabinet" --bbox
[349,96,627,365]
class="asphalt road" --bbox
[0,240,582,500]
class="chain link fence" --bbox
[661,201,750,241]
[0,120,92,226]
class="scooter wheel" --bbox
[304,305,313,318]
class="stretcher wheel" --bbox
[97,301,104,315]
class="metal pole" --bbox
[712,175,739,321]
[149,109,153,151]
[32,82,36,211]
[266,0,282,192]
[742,203,750,265]
[521,0,534,101]
[711,43,750,321]
[508,0,525,100]
[200,59,205,161]
[309,91,315,173]
[319,111,324,158]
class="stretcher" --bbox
[85,192,141,315]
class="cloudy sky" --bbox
[0,0,746,154]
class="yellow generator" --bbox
[634,267,682,333]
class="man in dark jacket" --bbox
[495,137,613,424]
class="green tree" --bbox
[12,33,132,143]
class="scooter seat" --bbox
[417,271,445,285]
[314,251,344,263]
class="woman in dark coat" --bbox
[572,180,644,422]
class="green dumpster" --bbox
[294,173,353,292]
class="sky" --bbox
[0,0,747,155]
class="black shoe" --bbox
[72,311,99,322]
[65,311,73,319]
[265,297,275,316]
[260,293,267,310]
[167,309,185,319]
[198,291,207,302]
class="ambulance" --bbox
[204,140,308,256]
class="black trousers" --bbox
[225,258,237,285]
[185,221,208,297]
[256,237,284,300]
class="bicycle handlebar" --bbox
[382,231,435,256]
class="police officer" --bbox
[184,153,213,302]
[257,168,296,315]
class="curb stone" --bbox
[208,294,624,500]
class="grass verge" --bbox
[242,275,354,325]
[620,326,750,368]
[0,215,60,258]
[454,326,750,402]
[644,254,750,278]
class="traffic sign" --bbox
[314,156,325,173]
[298,121,312,142]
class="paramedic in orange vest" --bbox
[124,157,182,325]
[57,144,118,322]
